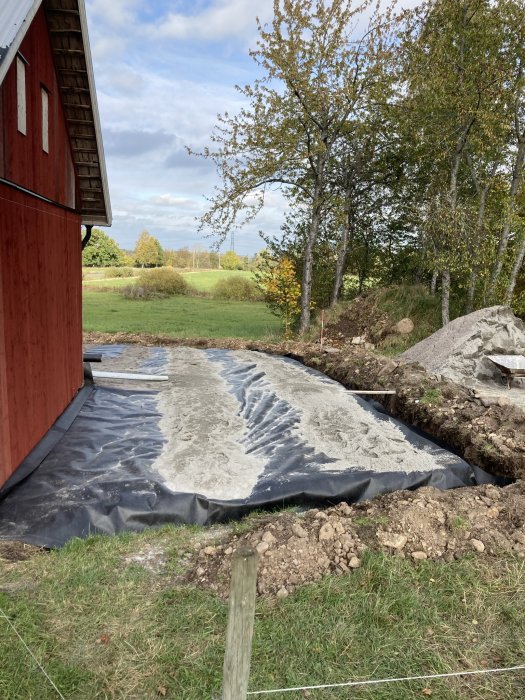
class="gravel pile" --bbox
[400,306,525,385]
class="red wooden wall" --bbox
[0,183,83,484]
[0,7,84,485]
[0,6,76,208]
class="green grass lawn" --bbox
[83,290,280,339]
[82,276,137,288]
[83,269,253,291]
[1,527,525,699]
[181,269,253,292]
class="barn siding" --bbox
[0,182,83,477]
[0,6,76,209]
[0,236,12,486]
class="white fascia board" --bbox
[0,1,42,88]
[77,0,113,226]
[81,215,111,226]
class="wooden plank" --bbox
[222,547,258,700]
[348,390,396,395]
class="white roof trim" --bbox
[0,0,112,227]
[77,0,112,226]
[0,0,42,88]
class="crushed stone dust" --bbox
[152,349,450,500]
[153,347,267,500]
[233,350,449,473]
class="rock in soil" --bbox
[187,482,525,599]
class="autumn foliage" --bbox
[256,254,301,337]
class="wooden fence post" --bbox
[222,546,258,700]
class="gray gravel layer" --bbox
[400,305,525,385]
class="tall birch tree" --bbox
[195,0,396,331]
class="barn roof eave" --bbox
[0,0,112,227]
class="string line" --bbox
[246,664,525,695]
[0,605,66,700]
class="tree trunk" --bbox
[331,204,354,307]
[505,236,525,305]
[430,270,438,295]
[466,266,478,314]
[465,156,495,314]
[488,139,525,301]
[442,269,451,325]
[299,228,317,333]
[331,224,349,307]
[442,132,466,326]
[300,186,324,333]
[300,150,327,333]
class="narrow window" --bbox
[41,87,49,153]
[16,57,26,135]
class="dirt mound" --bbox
[188,481,525,599]
[324,295,390,346]
[400,306,525,384]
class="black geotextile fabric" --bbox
[0,348,504,547]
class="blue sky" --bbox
[84,0,420,256]
[85,0,279,256]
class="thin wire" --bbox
[246,664,525,695]
[0,606,66,700]
[0,193,73,222]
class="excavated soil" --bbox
[322,295,391,346]
[188,481,525,599]
[0,541,45,562]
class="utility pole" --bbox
[230,230,235,252]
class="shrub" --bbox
[137,267,189,296]
[212,276,263,302]
[120,285,164,300]
[103,266,134,279]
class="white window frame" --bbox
[17,56,27,135]
[41,86,49,153]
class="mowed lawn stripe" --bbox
[82,290,280,339]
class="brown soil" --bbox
[187,481,525,599]
[85,332,525,480]
[0,541,46,562]
[323,294,391,346]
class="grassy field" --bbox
[82,276,136,288]
[83,290,280,339]
[181,269,254,292]
[1,527,525,699]
[82,269,254,292]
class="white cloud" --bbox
[151,194,197,208]
[87,0,140,27]
[90,35,128,62]
[157,0,274,42]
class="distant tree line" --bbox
[195,0,525,329]
[82,228,255,270]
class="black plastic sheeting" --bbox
[0,348,504,547]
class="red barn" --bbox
[0,0,111,487]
